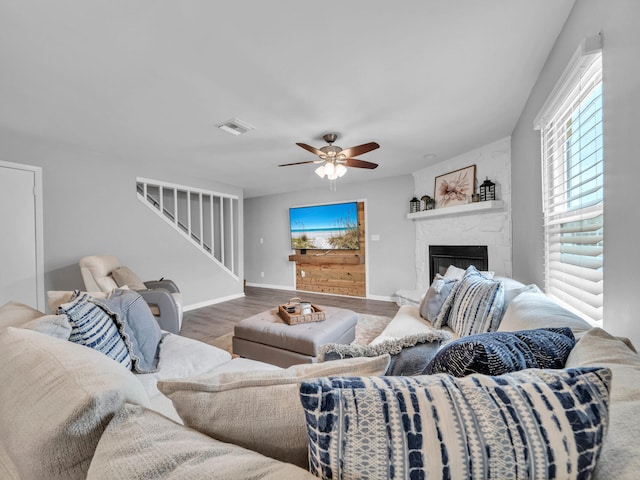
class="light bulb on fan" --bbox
[315,165,326,178]
[324,161,335,176]
[336,164,347,177]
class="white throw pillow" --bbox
[443,264,494,280]
[498,291,591,335]
[158,355,390,468]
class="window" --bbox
[534,35,603,325]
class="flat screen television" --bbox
[289,201,359,250]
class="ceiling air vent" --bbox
[216,117,255,136]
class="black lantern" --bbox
[420,195,431,211]
[409,196,420,213]
[479,177,496,201]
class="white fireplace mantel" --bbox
[407,200,504,221]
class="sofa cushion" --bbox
[565,328,640,479]
[134,332,235,422]
[111,265,147,291]
[498,291,592,335]
[0,300,70,339]
[0,443,19,480]
[0,301,44,332]
[58,291,132,369]
[87,403,315,480]
[371,304,457,344]
[418,274,458,322]
[443,266,505,336]
[91,289,165,373]
[319,331,452,376]
[158,355,390,469]
[0,327,150,480]
[423,327,575,376]
[300,368,611,480]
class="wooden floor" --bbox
[180,286,400,346]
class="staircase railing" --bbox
[136,177,239,279]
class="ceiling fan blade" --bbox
[296,142,325,156]
[340,142,380,159]
[278,160,318,167]
[345,158,378,169]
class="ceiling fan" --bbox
[278,133,379,182]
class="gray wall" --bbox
[511,0,640,346]
[244,175,416,300]
[0,129,244,309]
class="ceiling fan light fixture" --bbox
[324,161,335,176]
[282,133,379,191]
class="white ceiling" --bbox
[0,0,574,198]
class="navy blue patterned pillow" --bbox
[300,368,611,480]
[423,327,575,377]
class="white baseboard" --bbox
[183,292,245,312]
[366,294,396,302]
[245,282,296,291]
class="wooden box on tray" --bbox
[277,298,325,325]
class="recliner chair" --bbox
[79,255,183,333]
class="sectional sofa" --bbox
[0,270,639,479]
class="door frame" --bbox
[0,161,45,311]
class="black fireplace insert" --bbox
[429,245,488,283]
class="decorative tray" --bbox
[277,298,325,325]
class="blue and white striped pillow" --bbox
[447,265,504,336]
[300,368,611,480]
[58,291,131,369]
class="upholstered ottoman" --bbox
[232,306,358,368]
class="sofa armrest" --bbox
[144,279,179,293]
[138,289,180,334]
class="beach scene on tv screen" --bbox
[290,202,359,250]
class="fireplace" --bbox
[429,245,488,282]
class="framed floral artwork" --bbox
[434,164,476,207]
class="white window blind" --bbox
[535,36,603,325]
